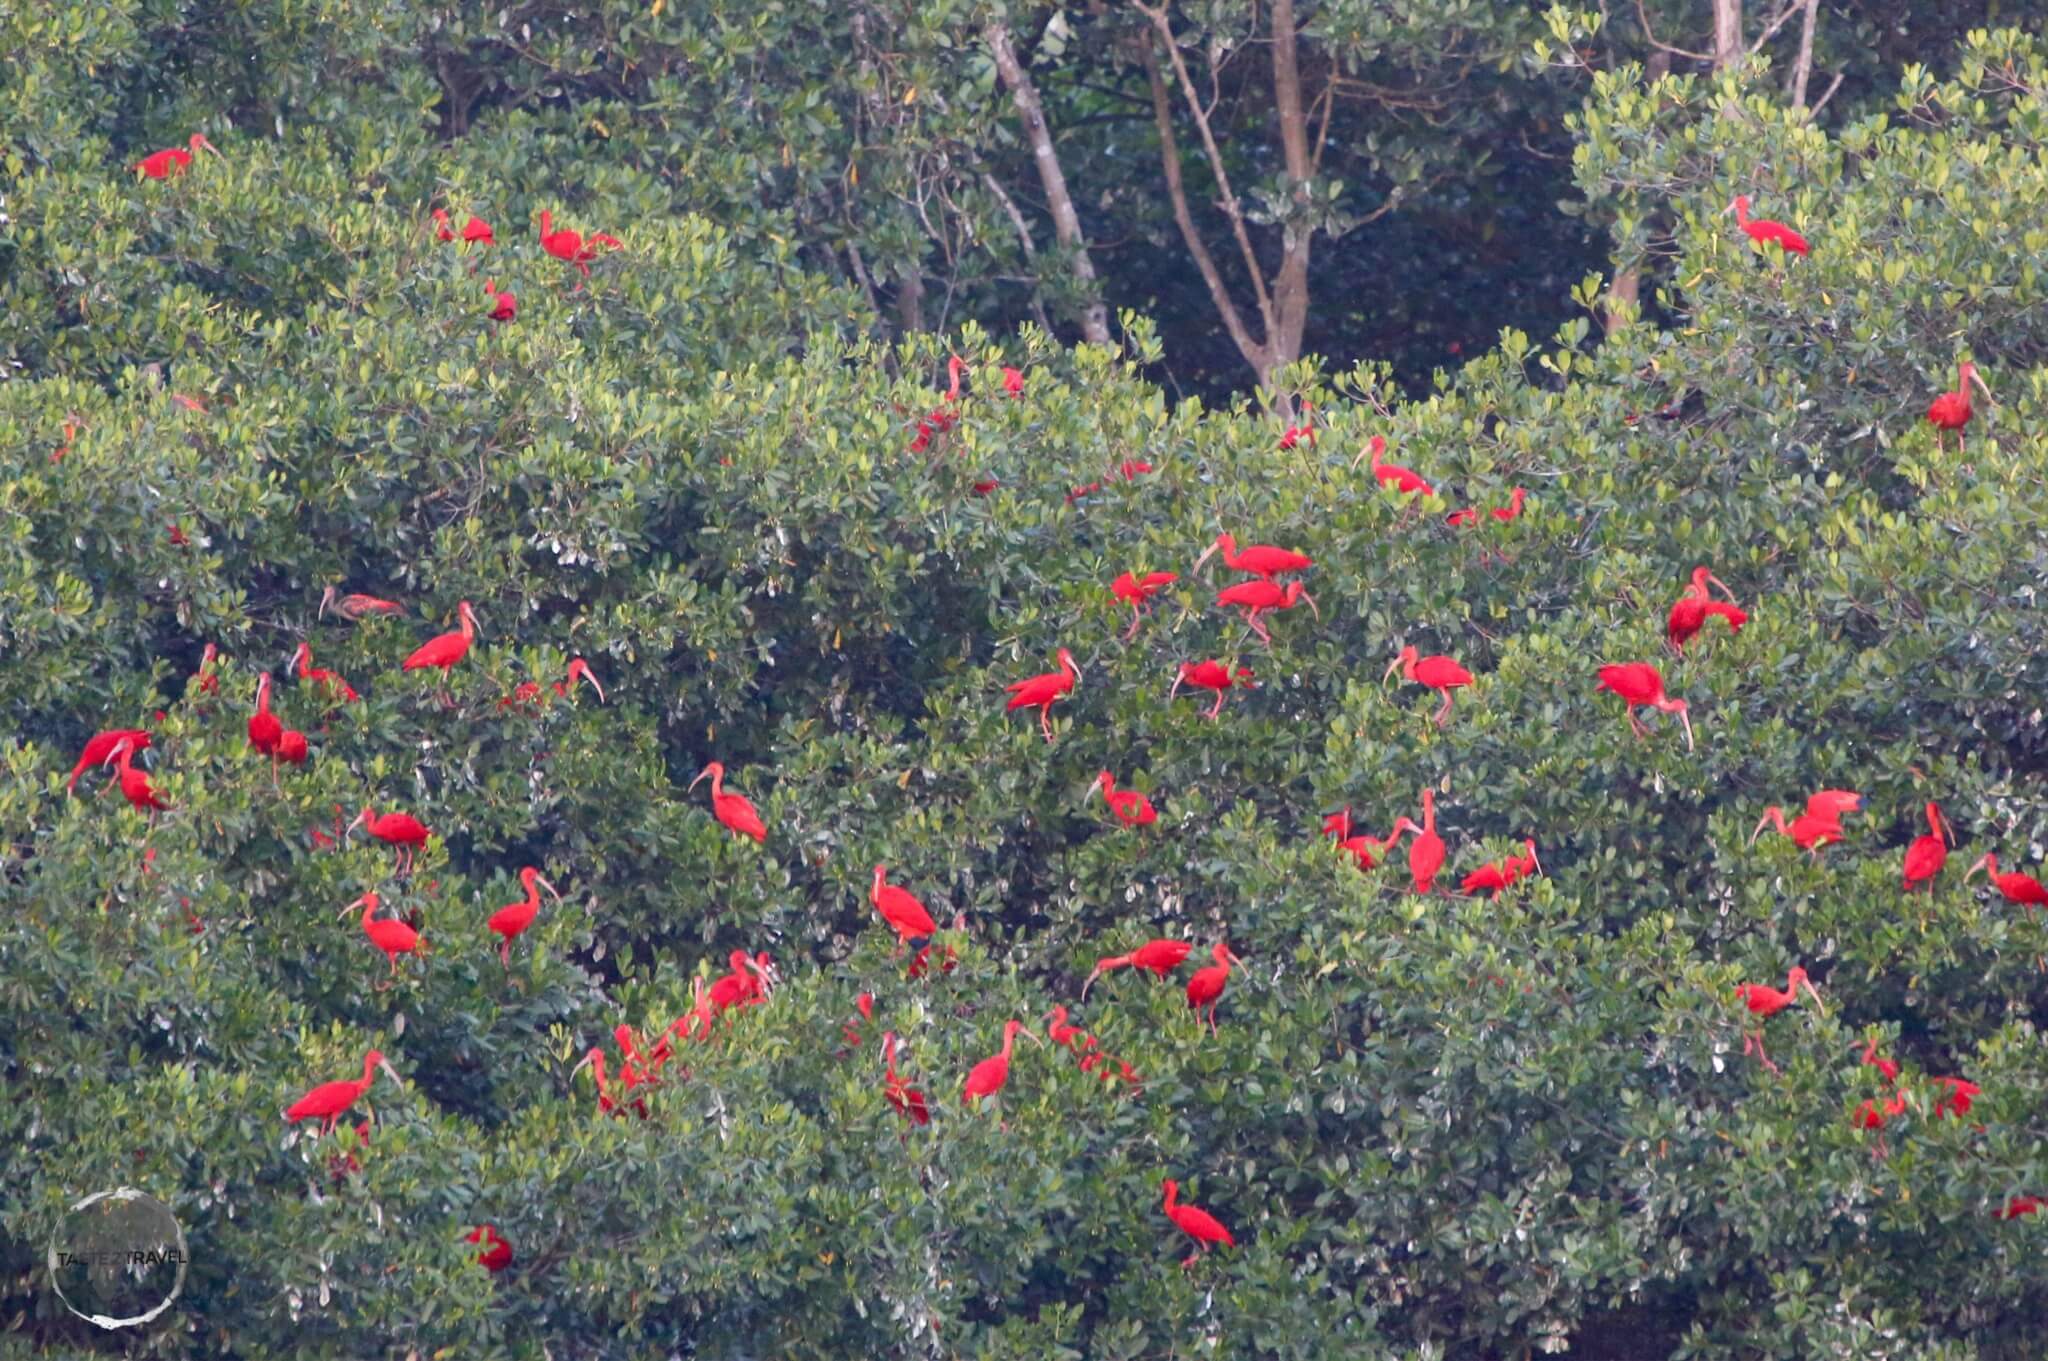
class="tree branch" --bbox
[979,170,1057,334]
[1132,0,1278,346]
[984,21,1112,345]
[1747,0,1805,55]
[1634,0,1712,63]
[1787,0,1821,109]
[1139,36,1267,377]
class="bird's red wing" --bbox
[402,635,465,670]
[1172,1206,1235,1246]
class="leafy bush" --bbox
[5,15,2048,1361]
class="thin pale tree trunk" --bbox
[984,22,1113,346]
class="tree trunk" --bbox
[1264,0,1313,383]
[984,22,1113,347]
[1788,0,1821,108]
[1712,0,1742,71]
[1604,50,1670,335]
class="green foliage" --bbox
[6,11,2048,1361]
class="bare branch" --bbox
[1132,0,1278,343]
[1747,1,1805,55]
[980,170,1057,334]
[1788,0,1821,108]
[1634,0,1713,62]
[1139,36,1268,376]
[984,21,1112,345]
[1809,69,1845,116]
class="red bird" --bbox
[538,209,622,286]
[1004,648,1082,743]
[1171,660,1254,719]
[1727,195,1810,255]
[1734,965,1823,1073]
[690,761,767,843]
[962,1019,1037,1109]
[273,729,309,782]
[1112,570,1179,640]
[1084,938,1193,998]
[341,891,422,985]
[1996,1196,2045,1220]
[1215,579,1317,646]
[1446,487,1529,528]
[1322,807,1416,871]
[1903,801,1952,892]
[1193,533,1312,581]
[881,1032,931,1126]
[705,950,776,1014]
[320,587,405,621]
[348,805,432,876]
[1001,366,1025,397]
[433,210,495,245]
[248,672,283,755]
[570,1049,620,1117]
[284,1049,399,1136]
[133,133,219,179]
[194,642,221,696]
[1358,435,1434,496]
[1185,941,1242,1036]
[1926,359,1993,455]
[1964,854,2048,913]
[106,740,172,816]
[1860,1036,1901,1084]
[292,641,359,704]
[67,728,151,794]
[1045,1005,1084,1050]
[1751,790,1860,855]
[1407,789,1446,894]
[1098,771,1157,828]
[1383,645,1473,727]
[1461,838,1541,899]
[871,865,938,953]
[402,600,481,694]
[553,658,605,701]
[484,279,517,323]
[487,867,561,969]
[466,1225,513,1273]
[1596,663,1694,751]
[1666,567,1747,653]
[1161,1178,1236,1267]
[1933,1075,1980,1119]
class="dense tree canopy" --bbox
[5,4,2048,1359]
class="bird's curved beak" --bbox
[1023,1027,1045,1048]
[580,668,606,702]
[196,136,221,157]
[1192,541,1219,572]
[1528,844,1544,876]
[535,875,562,902]
[337,895,367,919]
[1970,368,1994,400]
[1706,574,1735,601]
[745,958,776,992]
[1747,815,1771,847]
[344,809,367,837]
[318,586,334,619]
[377,1058,402,1084]
[100,738,133,769]
[1676,708,1695,752]
[1381,655,1402,684]
[1225,949,1245,967]
[1080,967,1103,1000]
[569,1051,596,1079]
[1798,978,1825,1012]
[1168,672,1184,701]
[1963,855,1989,883]
[1300,590,1321,622]
[687,766,711,792]
[1935,810,1953,847]
[1722,198,1738,216]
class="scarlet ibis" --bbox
[1097,771,1158,828]
[466,1225,513,1273]
[433,210,495,246]
[1004,648,1082,742]
[285,1050,400,1136]
[484,279,517,323]
[1357,435,1434,496]
[841,992,876,1049]
[1727,195,1810,255]
[1170,660,1254,719]
[291,642,359,704]
[133,133,219,179]
[553,658,605,701]
[1322,808,1416,871]
[67,728,150,794]
[1446,507,1479,527]
[1083,938,1193,998]
[248,673,282,755]
[1996,1195,2045,1220]
[1002,366,1025,397]
[105,740,171,816]
[1595,663,1694,750]
[1860,1036,1901,1084]
[320,587,405,620]
[1748,806,1840,853]
[1186,942,1242,1036]
[273,729,309,783]
[1964,854,2048,912]
[1045,1006,1084,1050]
[1193,533,1312,581]
[1490,487,1528,522]
[1278,405,1316,449]
[402,601,480,697]
[194,643,221,696]
[1383,646,1473,727]
[569,1049,619,1117]
[341,892,422,986]
[871,865,938,953]
[962,1019,1039,1109]
[538,209,622,286]
[1734,966,1823,1074]
[1666,567,1747,654]
[348,805,432,876]
[705,950,775,1012]
[881,1032,931,1126]
[1161,1178,1235,1267]
[1903,802,1952,892]
[1215,579,1317,646]
[1407,789,1446,894]
[1933,1075,1980,1119]
[487,867,560,969]
[1461,839,1541,898]
[1926,360,1993,455]
[1112,570,1179,640]
[689,762,768,842]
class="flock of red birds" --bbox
[76,166,2037,1273]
